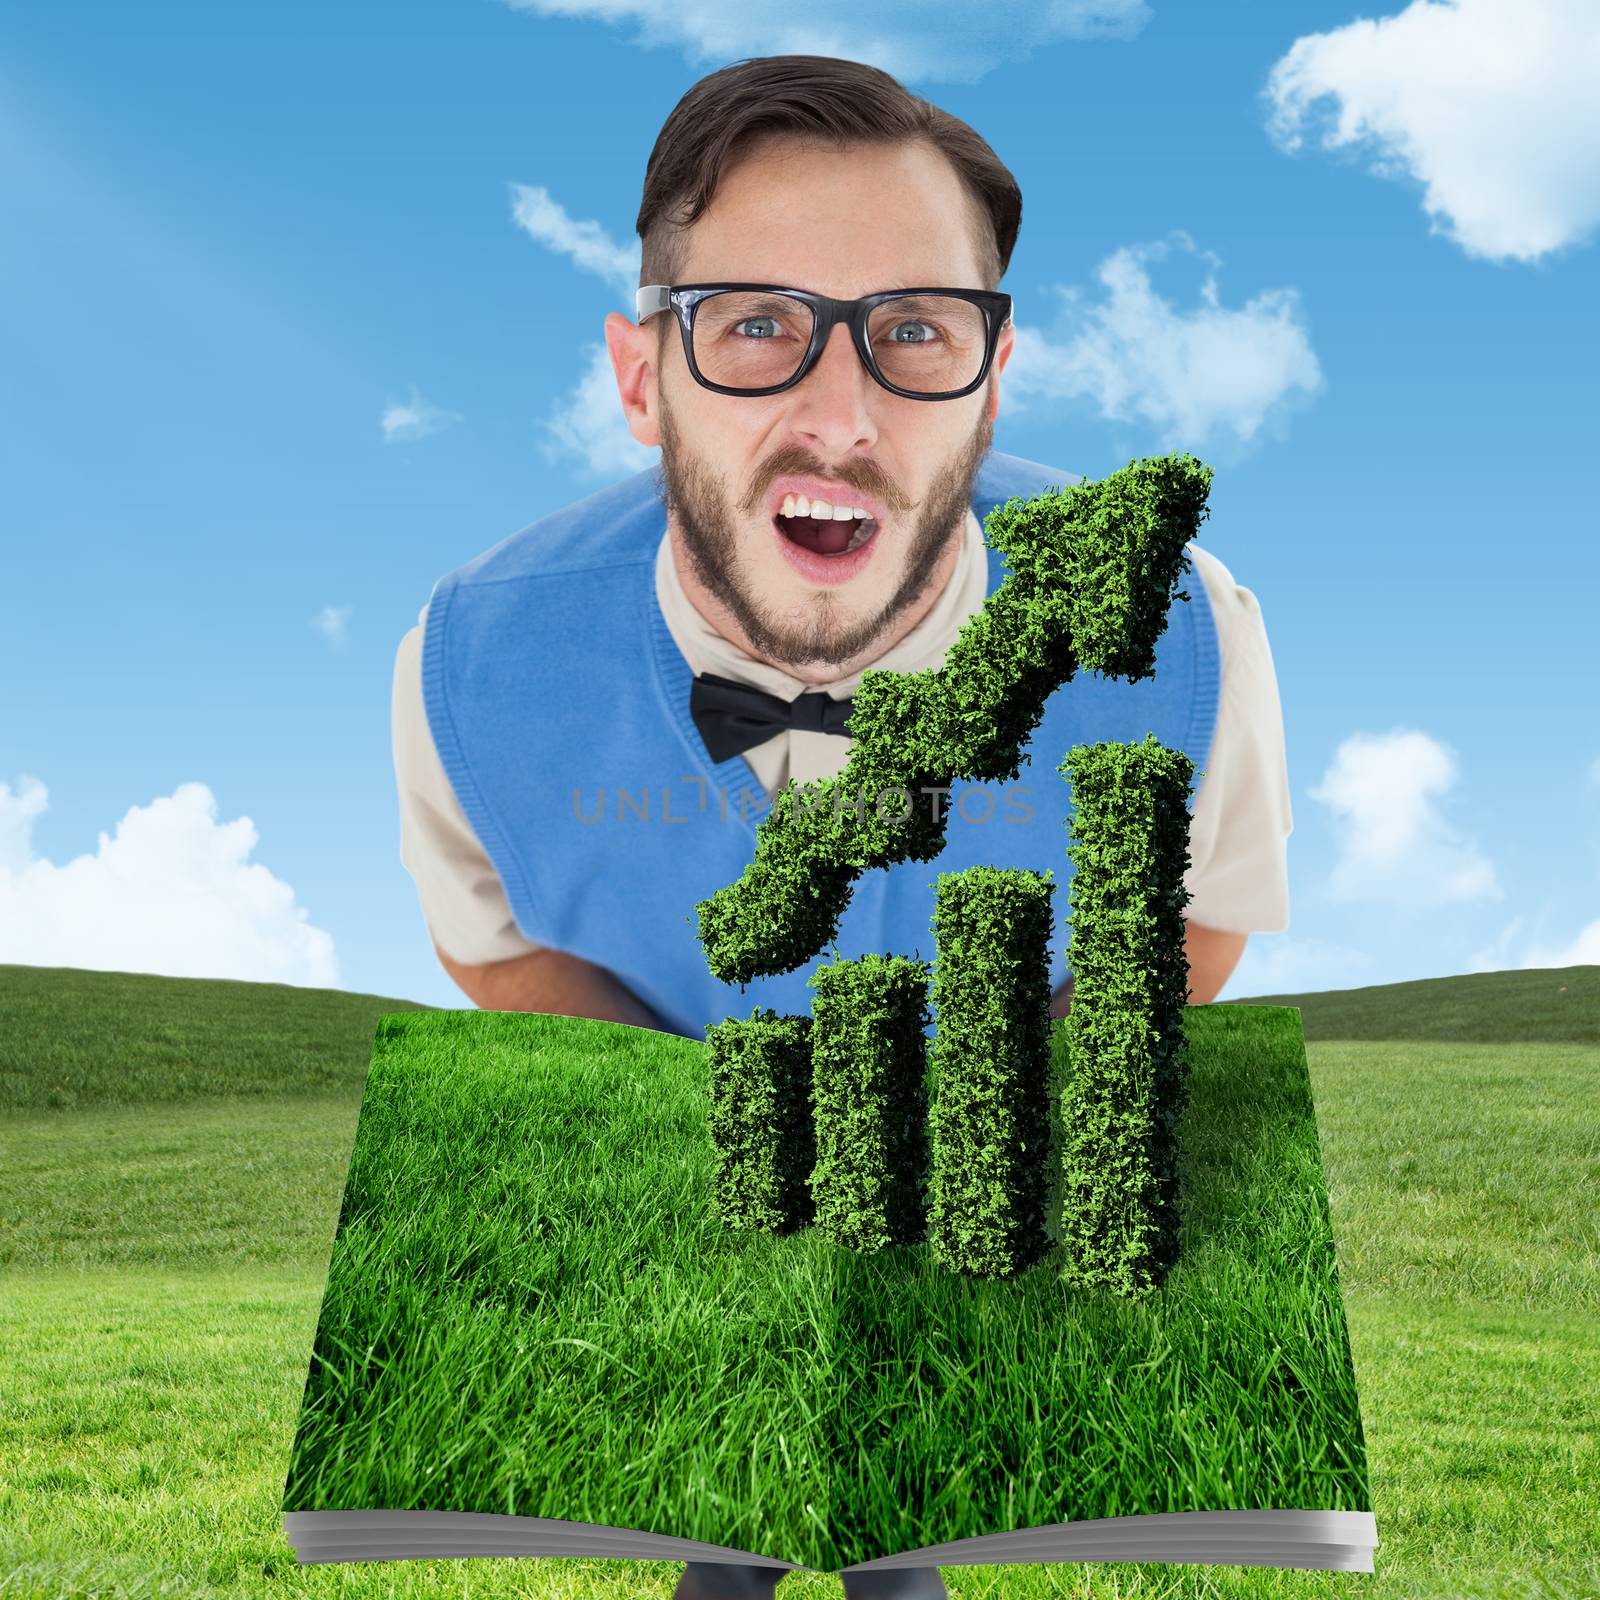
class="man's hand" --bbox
[1049,919,1248,1018]
[434,943,671,1032]
[1050,973,1075,1020]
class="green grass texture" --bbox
[3,961,1597,1599]
[280,1003,1367,1569]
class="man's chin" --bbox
[775,628,897,674]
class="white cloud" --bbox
[1002,232,1323,455]
[311,604,352,650]
[498,0,1150,84]
[504,192,655,477]
[381,385,462,443]
[1263,0,1600,264]
[1306,727,1501,909]
[1514,920,1600,970]
[538,341,659,480]
[510,184,641,302]
[0,776,338,988]
[1468,912,1600,973]
[1220,934,1377,1000]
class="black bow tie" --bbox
[689,671,855,764]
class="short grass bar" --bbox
[705,1007,816,1233]
[807,953,933,1254]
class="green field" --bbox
[2,962,1597,1598]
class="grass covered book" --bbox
[279,1002,1377,1576]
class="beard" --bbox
[656,384,995,674]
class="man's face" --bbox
[640,137,1012,676]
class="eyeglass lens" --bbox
[690,292,988,394]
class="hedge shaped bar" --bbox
[694,453,1213,987]
[704,1008,816,1235]
[926,865,1058,1281]
[1056,735,1198,1297]
[806,954,933,1254]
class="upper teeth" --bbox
[780,494,872,521]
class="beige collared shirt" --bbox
[392,506,1293,965]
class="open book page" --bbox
[281,1005,1375,1573]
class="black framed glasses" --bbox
[636,283,1012,401]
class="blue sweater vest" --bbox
[420,451,1221,1040]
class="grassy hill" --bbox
[2,961,1594,1117]
[1221,964,1598,1045]
[0,963,435,1113]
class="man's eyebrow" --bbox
[745,282,953,297]
[780,283,925,295]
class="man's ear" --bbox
[986,319,1014,424]
[604,311,662,449]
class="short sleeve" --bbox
[1181,545,1294,934]
[391,600,548,966]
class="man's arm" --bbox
[1048,919,1249,1018]
[434,942,672,1032]
[439,920,1246,1032]
[1182,920,1249,1004]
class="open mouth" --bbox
[772,509,878,555]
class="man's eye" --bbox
[732,318,781,339]
[886,321,940,344]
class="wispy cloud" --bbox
[1470,912,1600,973]
[1002,231,1323,457]
[0,775,338,986]
[510,184,640,302]
[1222,935,1377,1000]
[1263,0,1600,264]
[311,604,353,650]
[381,384,463,444]
[1245,729,1600,985]
[537,342,659,479]
[498,0,1150,84]
[507,187,655,475]
[1307,727,1501,909]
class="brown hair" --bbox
[635,55,1022,311]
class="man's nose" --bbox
[784,321,880,443]
[809,319,875,390]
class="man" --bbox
[392,53,1292,1600]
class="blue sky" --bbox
[3,0,1597,1010]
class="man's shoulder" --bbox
[1183,542,1271,655]
[971,449,1083,512]
[440,464,665,592]
[1184,541,1237,608]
